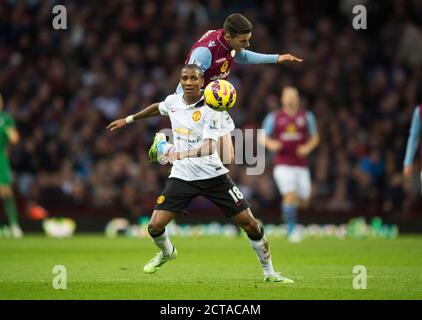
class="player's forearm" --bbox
[132,103,161,121]
[218,133,234,164]
[234,50,278,64]
[305,134,320,153]
[182,139,217,159]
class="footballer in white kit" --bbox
[152,92,249,216]
[106,64,294,284]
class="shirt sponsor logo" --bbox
[215,57,227,63]
[174,127,193,135]
[280,132,302,141]
[210,71,230,81]
[176,136,201,143]
[220,61,229,72]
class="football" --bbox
[204,79,237,112]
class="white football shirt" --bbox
[159,94,235,181]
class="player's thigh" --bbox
[297,167,312,201]
[201,174,251,218]
[273,165,297,196]
[154,178,198,216]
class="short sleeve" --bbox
[261,112,275,136]
[188,47,212,72]
[219,111,235,135]
[159,95,174,116]
[203,111,224,141]
[306,111,318,135]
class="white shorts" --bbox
[273,165,311,199]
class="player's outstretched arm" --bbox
[234,50,303,65]
[106,103,161,131]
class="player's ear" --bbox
[200,78,204,87]
[223,32,232,42]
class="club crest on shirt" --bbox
[192,110,202,122]
[156,195,165,204]
[286,123,297,132]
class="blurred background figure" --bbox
[0,93,22,238]
[259,87,319,242]
[403,103,422,186]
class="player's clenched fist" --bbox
[106,119,127,131]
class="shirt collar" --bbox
[182,95,205,108]
[217,31,231,51]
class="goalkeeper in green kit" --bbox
[0,93,22,238]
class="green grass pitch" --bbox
[0,234,421,299]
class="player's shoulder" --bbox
[304,109,315,117]
[164,93,182,105]
[272,109,284,118]
[196,29,223,48]
[198,29,219,41]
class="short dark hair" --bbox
[223,14,253,37]
[182,64,204,78]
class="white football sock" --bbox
[151,228,174,256]
[249,235,275,276]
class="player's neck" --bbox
[183,94,202,105]
[283,107,299,116]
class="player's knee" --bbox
[147,223,165,238]
[283,192,298,205]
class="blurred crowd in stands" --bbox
[1,0,422,221]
